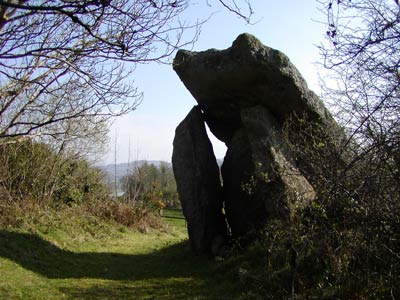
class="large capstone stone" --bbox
[172,106,227,255]
[173,33,342,144]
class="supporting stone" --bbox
[222,106,315,237]
[172,106,227,255]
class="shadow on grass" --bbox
[0,230,242,299]
[0,230,212,281]
[59,280,216,300]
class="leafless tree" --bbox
[315,1,399,295]
[318,0,399,147]
[317,0,400,202]
[0,0,253,152]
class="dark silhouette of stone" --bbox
[220,128,257,237]
[172,33,341,246]
[222,106,315,237]
[172,106,227,255]
[173,33,341,144]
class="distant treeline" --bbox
[120,162,179,208]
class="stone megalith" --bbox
[172,106,227,255]
[172,33,342,242]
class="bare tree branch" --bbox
[0,0,254,155]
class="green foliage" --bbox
[53,159,109,205]
[0,139,168,235]
[0,139,109,205]
[162,208,186,228]
[121,162,179,208]
[0,140,55,201]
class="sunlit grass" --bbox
[0,208,241,300]
[162,208,187,230]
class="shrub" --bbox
[228,115,399,300]
[0,140,55,202]
[53,158,109,205]
[0,139,110,205]
[85,198,163,232]
[121,162,179,208]
[0,139,164,233]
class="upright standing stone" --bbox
[222,106,315,237]
[172,106,227,255]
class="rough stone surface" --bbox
[222,106,315,237]
[172,33,341,244]
[241,106,316,216]
[173,33,341,144]
[221,128,257,237]
[172,106,227,255]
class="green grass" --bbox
[0,208,242,300]
[162,208,186,228]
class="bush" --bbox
[121,162,179,208]
[0,139,164,233]
[85,198,163,232]
[53,158,109,205]
[0,139,109,205]
[227,115,399,300]
[0,140,55,202]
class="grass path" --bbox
[0,214,240,300]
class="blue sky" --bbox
[102,1,328,164]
